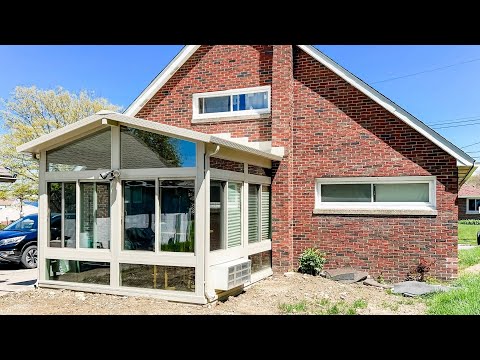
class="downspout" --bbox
[204,144,220,302]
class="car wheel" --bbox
[21,245,38,269]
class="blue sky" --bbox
[1,45,480,160]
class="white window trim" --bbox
[466,198,480,214]
[314,176,437,216]
[192,86,271,122]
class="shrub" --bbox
[459,219,480,225]
[406,258,433,282]
[299,248,326,275]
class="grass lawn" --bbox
[458,246,480,271]
[426,247,480,314]
[458,223,480,245]
[426,274,480,314]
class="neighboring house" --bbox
[0,199,38,225]
[459,182,480,220]
[0,167,16,183]
[17,45,476,304]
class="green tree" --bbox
[0,86,121,199]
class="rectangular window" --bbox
[193,86,270,121]
[120,126,196,168]
[80,182,110,249]
[160,180,195,253]
[227,182,242,248]
[48,182,76,248]
[46,259,110,285]
[248,184,260,244]
[210,180,225,251]
[119,264,195,292]
[315,177,436,214]
[467,199,480,213]
[123,180,156,251]
[47,128,111,171]
[249,251,272,274]
[261,185,271,240]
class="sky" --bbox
[0,45,480,161]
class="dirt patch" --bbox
[0,273,426,315]
[464,263,480,274]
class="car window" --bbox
[4,216,37,232]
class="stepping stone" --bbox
[392,281,453,297]
[324,268,368,284]
[363,278,393,289]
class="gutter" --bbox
[459,160,476,188]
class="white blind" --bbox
[227,182,242,248]
[261,186,271,241]
[248,185,260,243]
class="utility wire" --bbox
[428,117,480,127]
[432,121,480,130]
[461,140,480,149]
[371,57,480,84]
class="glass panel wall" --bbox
[227,182,242,248]
[249,251,272,274]
[210,180,225,251]
[123,180,156,251]
[120,264,195,292]
[120,126,196,169]
[261,185,271,241]
[248,184,260,244]
[46,259,110,285]
[160,180,195,252]
[47,128,111,171]
[80,182,110,249]
[48,182,76,248]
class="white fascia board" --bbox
[16,114,104,153]
[17,111,282,162]
[298,45,475,167]
[124,45,201,117]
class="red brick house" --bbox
[18,45,476,303]
[459,182,480,220]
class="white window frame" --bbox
[314,176,437,216]
[466,198,480,214]
[192,86,271,122]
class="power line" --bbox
[371,57,480,84]
[461,140,480,149]
[432,121,480,130]
[428,117,480,127]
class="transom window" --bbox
[315,177,436,213]
[192,86,270,121]
[467,198,480,214]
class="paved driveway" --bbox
[0,262,37,296]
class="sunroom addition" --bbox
[18,111,283,304]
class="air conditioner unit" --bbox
[212,259,251,291]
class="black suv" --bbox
[0,213,61,268]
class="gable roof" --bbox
[17,111,283,163]
[124,45,475,168]
[0,167,16,183]
[459,182,480,198]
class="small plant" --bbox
[278,300,308,314]
[298,248,326,275]
[377,273,385,284]
[406,258,433,282]
[352,299,368,309]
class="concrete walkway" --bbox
[0,262,37,296]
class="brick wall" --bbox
[137,45,273,142]
[291,47,458,281]
[210,157,244,173]
[459,199,480,220]
[134,45,459,281]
